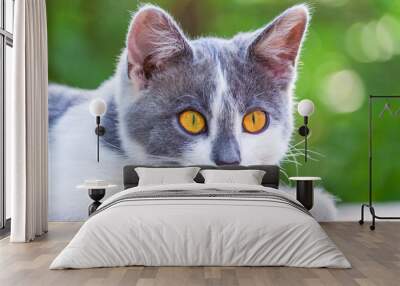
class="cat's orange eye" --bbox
[178,110,206,135]
[242,109,268,134]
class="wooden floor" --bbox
[0,222,399,286]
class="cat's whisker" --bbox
[279,167,289,182]
[291,151,301,175]
[305,156,319,162]
[281,146,302,175]
[289,158,301,169]
[288,149,324,159]
[286,152,305,157]
[288,141,325,158]
[287,148,302,156]
[288,146,305,153]
[286,151,319,162]
[280,159,302,166]
[306,149,325,157]
[289,139,306,148]
[286,149,306,158]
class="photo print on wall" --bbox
[49,4,309,220]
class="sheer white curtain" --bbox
[7,0,48,242]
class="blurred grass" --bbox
[47,0,400,202]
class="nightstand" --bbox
[77,181,118,215]
[289,177,321,210]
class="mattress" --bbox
[50,183,350,269]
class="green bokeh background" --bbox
[47,0,400,202]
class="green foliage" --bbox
[47,0,400,202]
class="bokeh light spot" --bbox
[361,21,382,62]
[346,15,400,63]
[322,70,365,113]
[378,14,400,55]
[345,23,369,63]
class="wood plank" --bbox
[0,222,399,286]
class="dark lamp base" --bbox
[296,181,314,210]
[88,188,105,215]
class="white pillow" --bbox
[200,169,266,185]
[135,167,200,186]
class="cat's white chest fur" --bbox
[49,99,127,221]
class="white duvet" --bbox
[50,183,350,269]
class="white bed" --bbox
[50,183,350,269]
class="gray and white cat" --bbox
[49,4,336,221]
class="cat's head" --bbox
[116,4,310,165]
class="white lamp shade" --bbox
[89,98,107,116]
[297,99,315,117]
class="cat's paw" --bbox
[309,188,338,221]
[280,186,338,221]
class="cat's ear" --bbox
[126,5,192,88]
[248,4,310,78]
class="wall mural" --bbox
[48,3,308,220]
[48,0,400,221]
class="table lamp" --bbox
[297,99,315,162]
[89,99,107,162]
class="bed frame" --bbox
[123,165,280,190]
